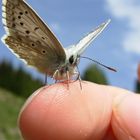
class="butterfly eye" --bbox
[69,55,74,64]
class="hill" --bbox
[0,88,25,140]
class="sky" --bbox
[0,0,140,91]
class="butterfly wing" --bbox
[2,0,66,75]
[66,20,111,56]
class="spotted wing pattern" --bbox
[2,0,66,75]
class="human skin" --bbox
[19,78,140,140]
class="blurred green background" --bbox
[0,61,43,140]
[0,61,139,139]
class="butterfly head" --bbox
[52,54,80,80]
[68,55,79,66]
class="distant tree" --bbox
[0,61,43,98]
[135,63,140,93]
[82,64,108,85]
[135,80,140,93]
[0,61,15,90]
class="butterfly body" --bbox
[2,0,111,81]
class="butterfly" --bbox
[1,0,114,84]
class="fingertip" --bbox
[19,82,89,139]
[18,83,78,139]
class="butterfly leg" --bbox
[53,69,59,80]
[73,72,79,81]
[52,69,59,84]
[77,73,82,89]
[75,66,82,89]
[66,70,70,89]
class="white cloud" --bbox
[106,0,140,54]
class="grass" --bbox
[0,88,25,140]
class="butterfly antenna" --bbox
[80,56,117,72]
